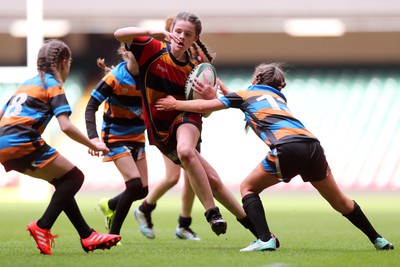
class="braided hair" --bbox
[96,43,124,75]
[96,58,113,76]
[171,12,216,64]
[245,63,287,132]
[37,39,71,88]
[253,63,286,90]
[97,43,138,76]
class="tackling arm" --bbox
[155,96,226,114]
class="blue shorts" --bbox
[103,145,146,162]
[261,141,330,183]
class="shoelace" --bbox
[46,231,59,248]
[185,227,197,236]
[211,214,223,221]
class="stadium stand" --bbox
[1,67,399,191]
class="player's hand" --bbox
[216,78,231,95]
[88,138,109,156]
[155,95,177,111]
[94,141,109,156]
[88,138,100,156]
[193,76,217,100]
[151,30,180,44]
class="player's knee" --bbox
[51,166,84,193]
[240,181,250,195]
[209,178,223,193]
[164,172,180,186]
[177,146,195,164]
[66,167,84,192]
[165,178,179,188]
[136,186,148,200]
[126,178,148,201]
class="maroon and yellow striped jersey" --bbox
[127,37,202,147]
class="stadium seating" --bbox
[1,68,399,191]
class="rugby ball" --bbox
[185,63,217,100]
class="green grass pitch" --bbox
[0,190,398,267]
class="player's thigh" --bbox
[240,164,280,195]
[176,123,200,157]
[136,158,149,186]
[114,155,141,181]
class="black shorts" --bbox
[1,143,53,173]
[274,141,330,183]
[157,141,201,165]
[147,113,202,165]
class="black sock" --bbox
[108,192,124,211]
[343,200,380,243]
[110,178,148,235]
[139,199,156,214]
[178,216,192,229]
[38,167,86,232]
[204,207,222,222]
[242,193,271,242]
[237,216,258,238]
[63,197,93,239]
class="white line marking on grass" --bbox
[261,263,290,267]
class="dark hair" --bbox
[245,63,287,132]
[253,63,286,90]
[166,14,202,63]
[171,12,215,63]
[96,43,129,76]
[165,15,175,32]
[37,39,71,87]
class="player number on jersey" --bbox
[4,93,28,118]
[256,94,291,113]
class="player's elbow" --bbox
[196,106,208,113]
[114,30,126,42]
[114,29,122,38]
[60,124,70,133]
[199,107,213,114]
[59,120,73,133]
[114,28,135,44]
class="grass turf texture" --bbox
[0,190,398,267]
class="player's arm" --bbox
[155,96,226,114]
[0,107,4,120]
[85,96,103,156]
[56,113,109,156]
[114,27,180,44]
[85,96,101,139]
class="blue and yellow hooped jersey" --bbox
[0,73,71,162]
[219,84,318,148]
[88,61,145,147]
